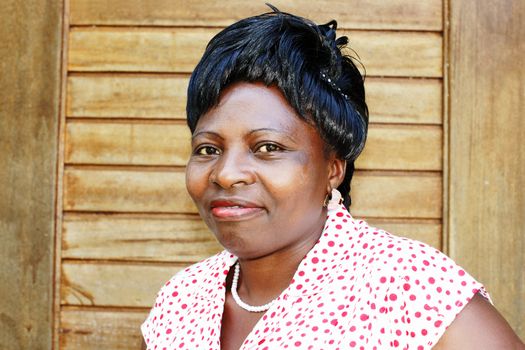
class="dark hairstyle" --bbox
[186,6,368,209]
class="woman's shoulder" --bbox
[141,250,233,343]
[335,218,489,348]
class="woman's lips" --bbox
[210,200,264,220]
[211,206,264,219]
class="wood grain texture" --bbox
[340,30,442,78]
[68,27,213,73]
[68,28,442,77]
[351,172,441,219]
[0,0,62,349]
[60,308,147,350]
[64,120,193,166]
[62,213,222,262]
[61,262,184,307]
[63,167,195,213]
[63,167,441,218]
[66,74,188,119]
[61,214,440,262]
[69,0,442,30]
[356,125,442,171]
[65,121,442,170]
[66,75,441,123]
[366,78,442,125]
[448,0,524,339]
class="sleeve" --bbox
[140,270,189,349]
[141,283,167,348]
[393,240,489,349]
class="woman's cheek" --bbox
[185,162,208,201]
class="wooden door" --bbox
[36,0,522,348]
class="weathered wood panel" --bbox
[62,214,440,262]
[0,0,62,349]
[68,27,213,73]
[366,77,442,124]
[63,167,195,213]
[66,75,441,123]
[65,122,442,170]
[340,30,442,78]
[61,262,183,307]
[448,0,524,339]
[356,125,442,170]
[351,172,442,218]
[66,75,188,119]
[62,213,221,262]
[60,308,146,350]
[64,121,192,166]
[69,0,442,30]
[63,167,441,218]
[69,28,442,77]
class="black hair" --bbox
[186,6,368,209]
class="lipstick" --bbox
[210,199,264,220]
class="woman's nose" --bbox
[210,149,256,188]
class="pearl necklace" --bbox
[231,262,277,313]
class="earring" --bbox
[324,188,343,210]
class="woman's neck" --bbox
[232,219,325,304]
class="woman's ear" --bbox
[327,157,346,192]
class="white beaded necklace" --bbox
[231,262,277,313]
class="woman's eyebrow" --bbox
[248,128,297,142]
[191,130,224,140]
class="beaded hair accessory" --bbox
[320,70,349,100]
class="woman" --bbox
[141,7,523,350]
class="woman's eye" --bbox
[195,146,220,156]
[257,143,283,153]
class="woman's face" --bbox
[186,82,344,259]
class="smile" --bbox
[210,200,265,220]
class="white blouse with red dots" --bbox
[142,204,489,349]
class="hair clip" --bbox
[320,72,349,100]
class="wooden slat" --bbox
[61,214,439,261]
[69,0,443,30]
[340,30,442,78]
[63,167,195,213]
[64,121,192,166]
[365,219,441,249]
[66,75,188,119]
[62,214,222,262]
[68,28,442,77]
[351,172,442,218]
[357,125,442,170]
[60,308,146,350]
[61,262,182,307]
[366,77,442,124]
[65,121,442,170]
[68,27,213,73]
[63,168,441,218]
[66,75,441,123]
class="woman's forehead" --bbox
[193,82,309,135]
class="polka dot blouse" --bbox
[142,204,488,349]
